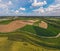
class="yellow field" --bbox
[0,37,60,51]
[10,41,60,51]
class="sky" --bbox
[0,0,60,16]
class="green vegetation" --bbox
[20,25,58,37]
[0,17,60,51]
[45,19,60,33]
[33,20,41,26]
[0,20,14,24]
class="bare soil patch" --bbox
[0,20,26,32]
[39,21,48,29]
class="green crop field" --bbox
[0,20,14,24]
[0,17,60,51]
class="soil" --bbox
[39,21,48,29]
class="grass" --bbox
[33,20,41,26]
[0,31,60,51]
[0,37,13,51]
[0,20,14,24]
[2,31,60,50]
[20,25,58,37]
[0,32,60,51]
[44,19,60,33]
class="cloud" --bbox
[0,0,2,2]
[19,7,26,11]
[30,0,60,16]
[33,3,60,13]
[15,10,19,14]
[45,4,60,12]
[0,0,13,9]
[32,0,47,7]
[0,0,60,16]
[0,4,8,9]
[8,1,13,5]
[33,7,45,13]
[0,3,9,12]
[0,0,14,15]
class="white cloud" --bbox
[32,0,47,7]
[0,1,13,9]
[0,4,8,9]
[33,3,60,14]
[0,0,14,15]
[32,0,60,16]
[15,10,19,14]
[19,7,26,11]
[45,4,60,12]
[8,1,12,5]
[33,7,45,13]
[0,0,60,16]
[0,0,2,2]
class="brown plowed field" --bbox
[0,20,38,32]
[0,20,27,32]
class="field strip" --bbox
[20,30,60,38]
[19,30,55,46]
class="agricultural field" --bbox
[0,17,60,51]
